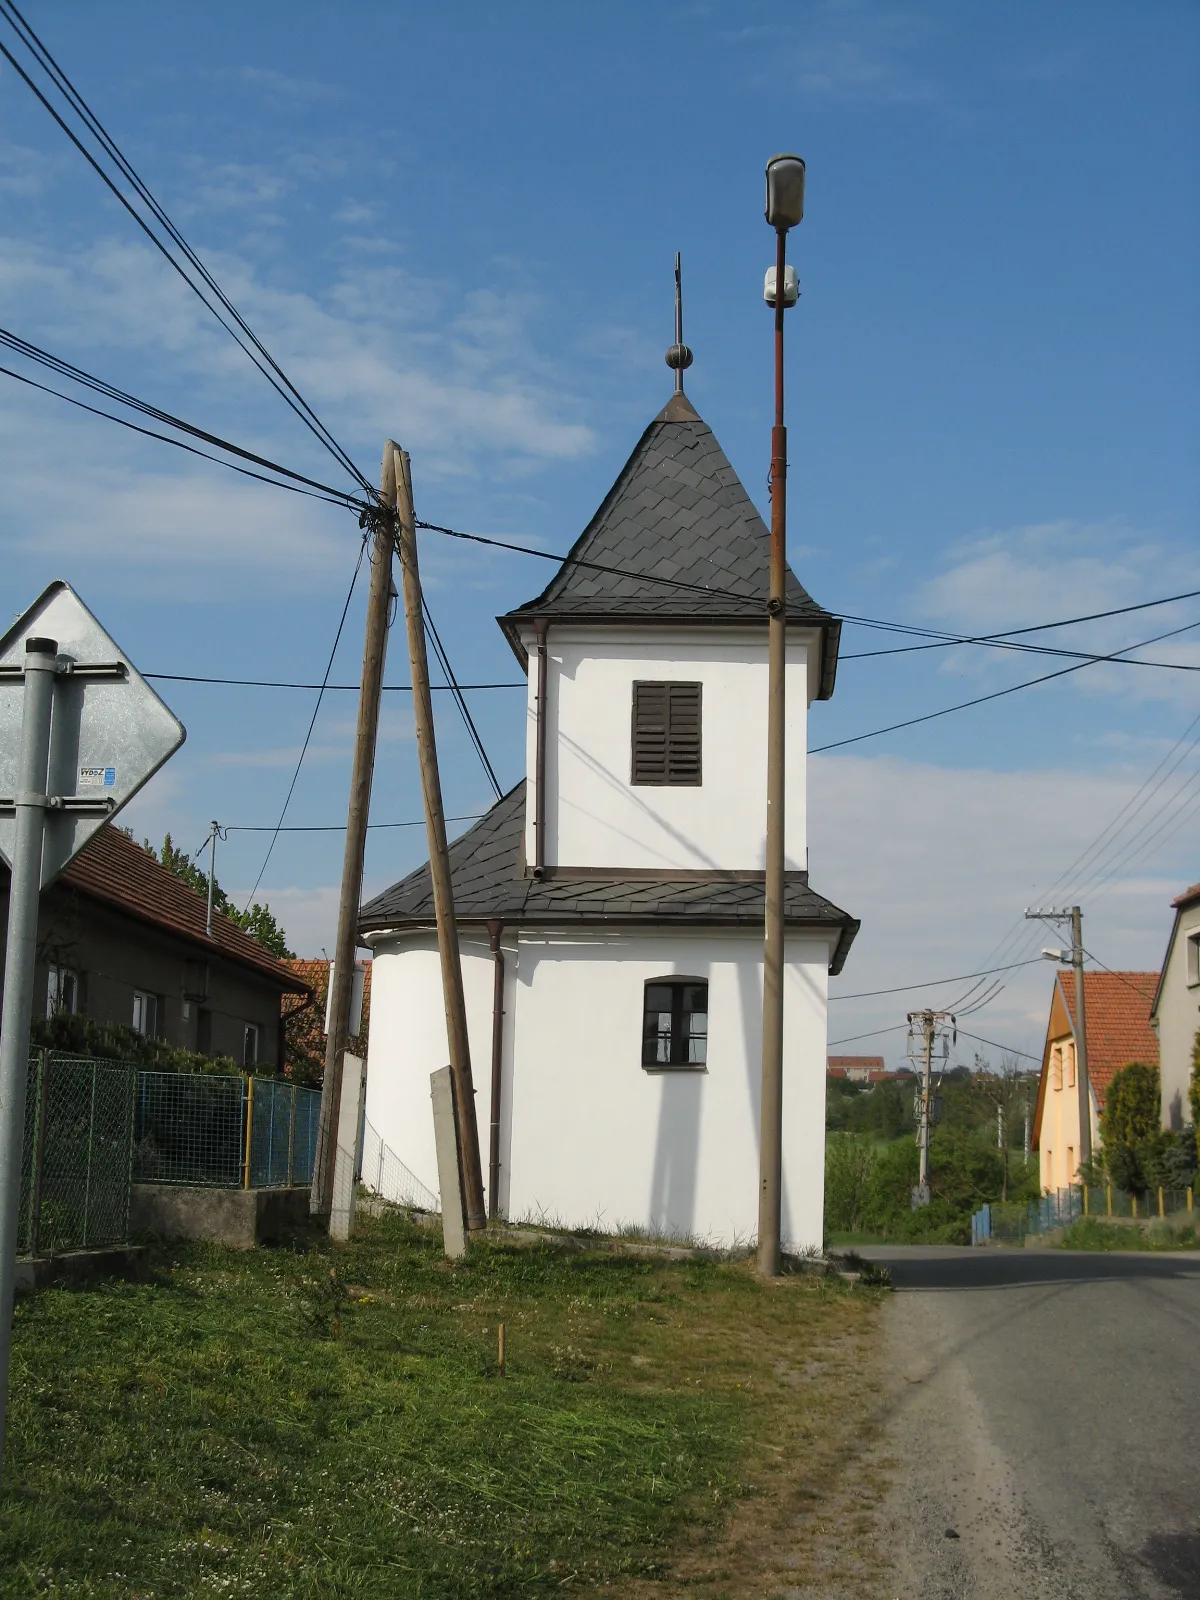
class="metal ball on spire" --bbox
[665,252,693,392]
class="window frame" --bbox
[641,977,708,1072]
[131,989,158,1040]
[630,680,703,788]
[243,1023,260,1068]
[46,965,79,1019]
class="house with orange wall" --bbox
[1032,969,1158,1192]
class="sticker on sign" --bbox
[78,766,117,788]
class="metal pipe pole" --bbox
[0,635,58,1482]
[394,446,487,1233]
[1071,905,1092,1170]
[311,443,397,1218]
[205,820,218,939]
[487,919,505,1219]
[757,224,788,1278]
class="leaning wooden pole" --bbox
[394,445,487,1232]
[311,442,397,1219]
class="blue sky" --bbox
[1,1,1197,1063]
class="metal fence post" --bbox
[81,1060,98,1249]
[242,1076,255,1190]
[28,1051,49,1257]
[287,1084,297,1187]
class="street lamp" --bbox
[757,154,804,1280]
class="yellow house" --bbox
[1033,969,1158,1192]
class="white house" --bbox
[360,386,858,1248]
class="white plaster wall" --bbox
[365,927,831,1248]
[1156,903,1200,1131]
[520,625,817,872]
[363,931,518,1207]
[508,928,829,1247]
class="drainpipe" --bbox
[487,920,505,1219]
[532,619,549,877]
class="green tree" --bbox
[1100,1061,1160,1194]
[145,832,295,959]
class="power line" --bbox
[224,813,484,834]
[241,537,368,909]
[829,956,1045,1001]
[840,589,1200,663]
[810,617,1200,755]
[0,3,370,493]
[143,673,522,691]
[0,336,361,507]
[954,1028,1042,1064]
[827,1023,909,1048]
[420,596,503,799]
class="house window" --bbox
[642,979,708,1069]
[243,1024,260,1067]
[631,682,702,786]
[1065,1040,1076,1088]
[1050,1044,1062,1092]
[46,966,79,1018]
[1188,932,1199,987]
[132,990,158,1039]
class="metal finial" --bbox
[665,250,693,391]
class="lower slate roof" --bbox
[358,786,859,975]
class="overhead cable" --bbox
[241,536,368,909]
[829,956,1045,1001]
[0,3,370,493]
[810,617,1200,755]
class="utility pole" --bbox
[758,153,805,1278]
[1027,904,1091,1172]
[311,442,397,1219]
[908,1008,953,1207]
[393,445,487,1233]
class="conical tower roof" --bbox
[497,391,841,697]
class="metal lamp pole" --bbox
[758,154,805,1278]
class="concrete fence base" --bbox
[130,1183,311,1248]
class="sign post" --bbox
[0,581,184,1482]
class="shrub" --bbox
[824,1134,875,1232]
[31,1012,239,1075]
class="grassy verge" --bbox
[1058,1216,1200,1251]
[2,1211,880,1597]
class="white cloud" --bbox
[915,521,1200,708]
[811,750,1196,1066]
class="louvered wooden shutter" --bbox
[632,681,702,786]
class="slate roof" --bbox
[358,785,859,974]
[497,391,842,699]
[9,824,311,993]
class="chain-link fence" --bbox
[18,1053,137,1254]
[132,1070,321,1190]
[359,1117,440,1212]
[972,1183,1197,1243]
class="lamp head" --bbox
[765,154,806,231]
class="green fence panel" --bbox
[133,1071,246,1187]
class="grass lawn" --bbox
[1058,1216,1200,1251]
[1,1211,883,1598]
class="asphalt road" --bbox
[860,1246,1200,1600]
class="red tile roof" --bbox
[47,825,310,993]
[827,1055,885,1070]
[1171,882,1200,910]
[1059,970,1159,1109]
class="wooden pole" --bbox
[311,441,397,1218]
[394,446,487,1233]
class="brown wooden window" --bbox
[631,681,702,786]
[642,979,708,1069]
